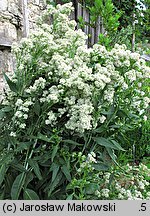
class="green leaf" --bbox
[11,163,28,172]
[108,172,115,187]
[28,159,42,180]
[101,106,115,118]
[24,172,34,189]
[128,112,139,119]
[0,164,8,186]
[48,171,63,197]
[61,165,71,182]
[0,189,5,199]
[117,109,128,118]
[33,101,40,116]
[37,133,53,143]
[51,145,59,162]
[3,72,18,93]
[50,163,60,183]
[92,162,109,171]
[109,124,120,129]
[93,125,106,133]
[4,172,14,193]
[0,111,5,119]
[85,183,99,195]
[95,0,103,9]
[0,107,13,119]
[0,153,13,166]
[11,173,26,199]
[93,137,123,151]
[110,140,125,151]
[16,141,34,152]
[0,107,12,112]
[93,137,114,148]
[23,189,39,200]
[66,193,73,200]
[62,139,82,146]
[106,147,118,165]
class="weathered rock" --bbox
[7,0,20,15]
[0,50,4,72]
[0,21,17,41]
[141,54,150,62]
[0,11,14,21]
[0,0,8,11]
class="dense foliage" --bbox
[0,3,150,200]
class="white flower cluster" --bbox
[65,99,94,133]
[101,188,110,198]
[76,151,97,173]
[25,77,46,94]
[12,98,33,129]
[45,111,57,125]
[95,188,110,198]
[87,152,97,164]
[2,3,150,134]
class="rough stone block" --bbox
[0,50,14,74]
[0,21,17,42]
[8,0,20,15]
[0,0,8,11]
[0,50,4,74]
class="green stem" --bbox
[24,139,37,170]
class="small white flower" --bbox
[101,189,110,198]
[19,123,26,129]
[23,114,28,119]
[15,111,23,118]
[24,100,33,107]
[95,190,101,197]
[45,120,51,125]
[143,115,147,121]
[99,115,106,123]
[45,111,57,125]
[139,109,145,115]
[10,132,16,137]
[15,99,23,106]
[118,193,124,199]
[138,182,145,190]
[87,153,97,163]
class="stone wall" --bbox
[0,0,46,94]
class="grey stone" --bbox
[0,11,13,20]
[0,21,17,41]
[141,54,150,62]
[8,0,20,15]
[0,50,4,74]
[0,0,8,11]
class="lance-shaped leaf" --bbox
[24,189,39,200]
[28,159,42,180]
[11,173,26,199]
[61,165,71,182]
[3,72,18,93]
[93,137,124,151]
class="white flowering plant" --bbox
[0,3,150,199]
[67,152,150,200]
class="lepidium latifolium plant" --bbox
[0,3,150,199]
